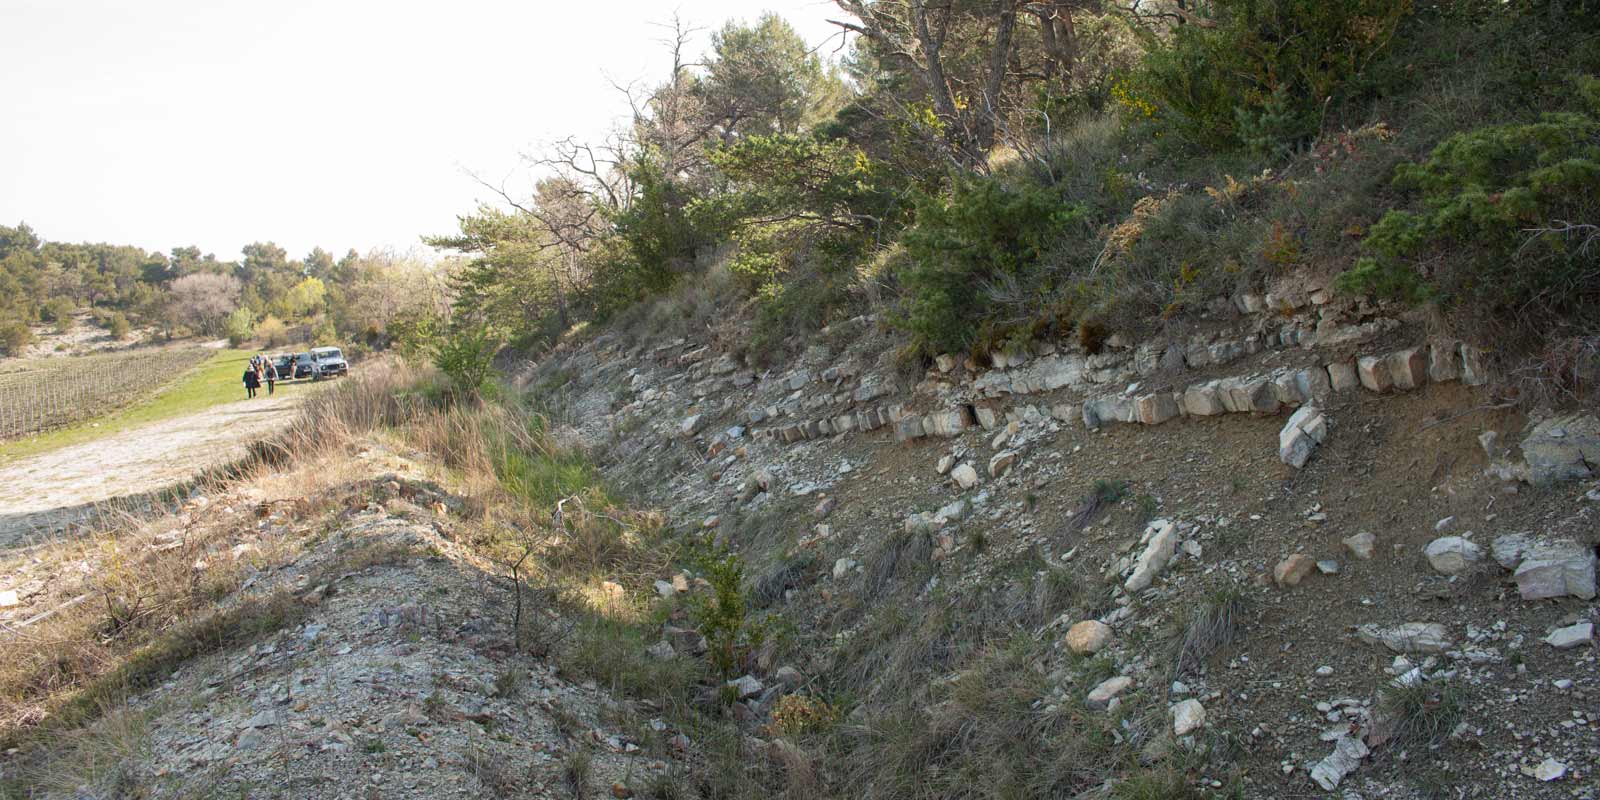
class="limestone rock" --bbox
[1424,536,1483,576]
[1134,392,1180,425]
[679,414,706,437]
[1343,531,1376,560]
[1327,361,1359,393]
[1513,540,1597,600]
[728,674,764,699]
[1124,521,1178,592]
[951,463,980,490]
[1065,620,1112,655]
[1085,676,1133,710]
[1543,622,1593,649]
[989,450,1018,478]
[1490,533,1532,569]
[1279,406,1328,468]
[936,454,955,475]
[1310,734,1369,790]
[832,559,856,580]
[1357,622,1453,654]
[925,407,975,437]
[1182,382,1225,417]
[1519,414,1600,486]
[1387,347,1427,391]
[1171,699,1206,737]
[1274,554,1316,586]
[1357,355,1392,393]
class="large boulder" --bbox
[1519,414,1600,486]
[1512,540,1597,600]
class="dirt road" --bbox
[0,393,301,548]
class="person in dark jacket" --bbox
[264,361,278,395]
[243,365,261,398]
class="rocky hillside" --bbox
[524,270,1599,799]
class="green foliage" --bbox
[1338,93,1600,341]
[427,324,502,398]
[897,177,1089,354]
[688,551,763,678]
[1136,0,1411,149]
[223,307,255,347]
[254,314,289,347]
[41,298,74,327]
[0,319,32,356]
[104,311,131,340]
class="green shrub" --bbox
[224,307,255,347]
[428,325,501,399]
[1135,0,1411,150]
[105,311,130,340]
[41,297,73,325]
[897,177,1089,355]
[0,319,33,355]
[1338,89,1600,345]
[688,551,764,678]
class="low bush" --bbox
[1338,82,1600,372]
[0,318,32,355]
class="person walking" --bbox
[243,364,260,398]
[264,360,278,395]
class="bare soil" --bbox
[0,392,301,548]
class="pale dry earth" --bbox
[0,392,301,547]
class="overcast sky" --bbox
[1,0,846,261]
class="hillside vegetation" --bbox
[420,0,1597,402]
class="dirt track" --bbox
[0,393,301,547]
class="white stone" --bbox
[1085,676,1133,710]
[1310,734,1369,790]
[1327,361,1359,392]
[1543,622,1593,649]
[832,558,856,580]
[0,590,17,608]
[1124,521,1178,592]
[1424,536,1483,576]
[1171,699,1206,736]
[654,580,677,598]
[1534,758,1567,782]
[1343,531,1376,560]
[1490,533,1532,569]
[678,414,705,437]
[1513,541,1597,600]
[1357,622,1453,654]
[951,463,980,490]
[936,454,955,475]
[728,674,763,699]
[989,450,1018,478]
[1357,355,1392,393]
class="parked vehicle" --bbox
[271,354,297,379]
[309,346,348,378]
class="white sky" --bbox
[1,0,847,261]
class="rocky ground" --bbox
[522,271,1599,798]
[1,445,692,799]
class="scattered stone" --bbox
[1274,554,1316,587]
[1434,516,1456,532]
[1543,622,1593,649]
[1124,521,1178,593]
[1326,361,1359,393]
[1171,699,1206,737]
[0,590,17,608]
[951,463,980,490]
[678,415,706,437]
[1310,734,1369,790]
[1279,406,1328,468]
[832,559,856,581]
[1065,621,1112,655]
[813,496,837,520]
[1424,536,1483,576]
[1343,532,1377,560]
[936,454,955,475]
[654,580,677,598]
[988,450,1018,478]
[728,675,763,699]
[646,641,675,660]
[1316,560,1340,575]
[1513,540,1597,600]
[1315,665,1335,677]
[1357,623,1453,654]
[1086,676,1134,710]
[774,666,805,689]
[1533,758,1567,782]
[1357,355,1392,393]
[1490,533,1532,569]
